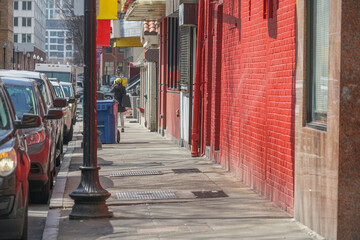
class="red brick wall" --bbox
[210,2,223,160]
[211,0,296,213]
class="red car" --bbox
[0,77,42,239]
[3,77,64,204]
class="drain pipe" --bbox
[191,0,205,157]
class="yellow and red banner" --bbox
[96,20,111,46]
[97,0,118,20]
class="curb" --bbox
[42,125,80,240]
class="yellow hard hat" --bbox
[115,78,122,84]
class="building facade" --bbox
[13,0,46,70]
[45,0,75,64]
[0,0,14,69]
[120,0,360,239]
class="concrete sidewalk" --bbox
[44,119,324,240]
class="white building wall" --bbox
[14,0,46,53]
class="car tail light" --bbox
[0,148,17,176]
[26,130,46,146]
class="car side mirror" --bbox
[15,114,42,129]
[45,109,63,120]
[68,97,76,104]
[54,98,67,108]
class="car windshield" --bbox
[53,86,64,98]
[6,84,38,119]
[34,79,50,105]
[100,85,111,92]
[62,85,73,97]
[0,89,11,137]
[43,72,71,82]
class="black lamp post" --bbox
[69,0,112,219]
[12,46,15,69]
[2,42,7,69]
[23,51,26,70]
[27,53,30,70]
[33,54,36,70]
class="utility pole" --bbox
[69,0,112,219]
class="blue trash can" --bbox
[97,100,118,144]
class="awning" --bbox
[125,0,166,21]
[113,37,143,47]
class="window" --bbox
[6,84,38,118]
[14,1,18,10]
[14,17,18,27]
[22,17,31,27]
[105,47,112,53]
[50,45,57,50]
[50,31,57,36]
[66,45,72,50]
[50,38,57,43]
[26,34,31,43]
[57,45,64,51]
[14,34,18,43]
[57,39,64,44]
[22,1,31,10]
[66,52,72,57]
[167,18,179,89]
[21,34,31,43]
[306,0,330,129]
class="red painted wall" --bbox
[158,18,181,140]
[166,91,181,139]
[206,0,296,213]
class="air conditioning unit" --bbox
[179,3,198,27]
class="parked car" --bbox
[50,80,73,144]
[100,85,114,100]
[3,77,64,204]
[59,82,77,125]
[0,70,66,167]
[0,77,42,239]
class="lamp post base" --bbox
[69,166,112,219]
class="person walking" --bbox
[111,78,126,132]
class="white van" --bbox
[35,63,76,85]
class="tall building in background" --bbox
[13,0,46,70]
[45,0,75,64]
[0,0,14,70]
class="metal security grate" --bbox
[192,190,228,198]
[172,168,201,174]
[110,170,162,177]
[116,191,177,201]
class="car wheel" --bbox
[117,129,120,143]
[56,139,63,167]
[64,124,74,144]
[31,169,50,204]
